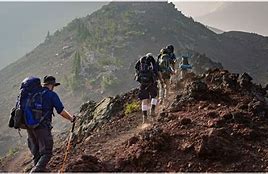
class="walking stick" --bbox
[60,118,76,173]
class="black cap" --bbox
[43,75,60,86]
[166,45,174,53]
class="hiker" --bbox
[179,55,192,80]
[135,53,158,124]
[11,76,76,172]
[166,45,177,83]
[157,48,174,105]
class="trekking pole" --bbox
[60,117,76,173]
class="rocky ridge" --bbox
[1,68,268,172]
[42,68,268,172]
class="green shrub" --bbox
[100,74,120,91]
[124,100,140,115]
[98,58,114,66]
[7,147,18,156]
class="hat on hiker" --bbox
[43,75,60,86]
[182,55,188,59]
[166,45,174,53]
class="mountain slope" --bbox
[0,1,268,156]
[207,26,224,34]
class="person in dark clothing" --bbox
[135,53,158,124]
[166,45,176,66]
[28,76,75,172]
[157,48,174,104]
[166,45,177,84]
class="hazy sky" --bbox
[173,1,268,36]
[0,2,105,71]
[172,1,225,17]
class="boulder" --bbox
[238,72,253,89]
[185,80,208,100]
[248,99,267,117]
[65,154,104,172]
[76,88,139,142]
[196,128,239,161]
[222,73,239,89]
[180,118,192,125]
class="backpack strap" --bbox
[18,129,22,137]
[34,89,51,127]
[40,89,50,120]
[42,89,56,117]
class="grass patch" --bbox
[124,100,140,115]
[7,147,19,157]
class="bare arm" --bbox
[60,109,75,122]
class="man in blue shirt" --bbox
[28,76,75,172]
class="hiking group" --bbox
[135,45,192,124]
[8,44,192,172]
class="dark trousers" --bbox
[27,127,53,172]
[138,82,158,100]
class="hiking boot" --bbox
[150,109,156,122]
[29,166,48,173]
[150,105,156,117]
[142,115,148,124]
[142,111,148,124]
[150,109,156,117]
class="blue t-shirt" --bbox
[42,87,64,124]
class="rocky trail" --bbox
[48,110,156,172]
[0,149,32,172]
[1,68,268,172]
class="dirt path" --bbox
[62,86,181,170]
[86,84,180,162]
[1,150,31,172]
[100,123,152,153]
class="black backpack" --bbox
[137,56,154,84]
[158,53,172,74]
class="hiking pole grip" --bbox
[71,116,76,132]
